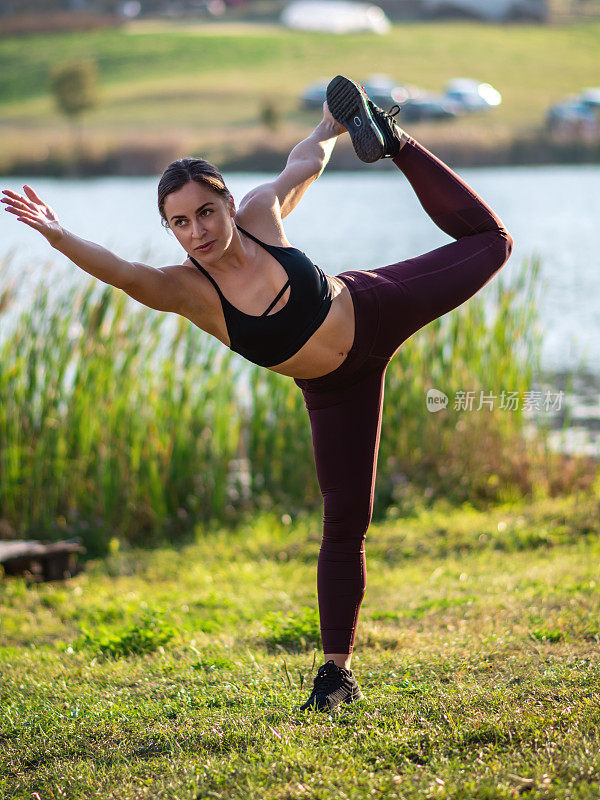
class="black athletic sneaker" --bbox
[326,74,405,163]
[300,659,364,712]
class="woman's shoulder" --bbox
[235,189,293,249]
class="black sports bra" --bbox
[188,223,334,368]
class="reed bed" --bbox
[0,255,595,553]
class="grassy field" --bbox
[0,20,599,170]
[2,492,600,799]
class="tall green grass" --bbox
[0,256,595,554]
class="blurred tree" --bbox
[50,59,99,171]
[260,98,282,133]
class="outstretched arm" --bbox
[238,102,346,220]
[1,185,186,313]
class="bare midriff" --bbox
[267,276,355,379]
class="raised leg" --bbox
[370,137,513,358]
[392,136,509,239]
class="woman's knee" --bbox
[489,226,514,268]
[322,490,373,544]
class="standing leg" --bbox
[300,363,387,669]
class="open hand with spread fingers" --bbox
[1,185,64,246]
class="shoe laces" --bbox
[372,101,402,124]
[311,660,344,698]
[358,83,401,122]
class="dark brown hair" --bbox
[158,157,231,229]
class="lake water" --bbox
[2,164,599,373]
[2,164,599,454]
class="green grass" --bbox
[2,495,600,799]
[0,21,599,168]
[1,20,598,119]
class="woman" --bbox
[2,75,513,712]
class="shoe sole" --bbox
[326,75,385,163]
[300,689,365,713]
[331,689,365,711]
[344,689,364,705]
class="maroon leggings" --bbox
[294,137,513,654]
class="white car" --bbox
[580,88,600,109]
[281,0,391,34]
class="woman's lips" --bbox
[195,240,216,253]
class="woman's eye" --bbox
[200,209,212,217]
[174,219,186,227]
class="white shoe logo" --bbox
[353,116,362,126]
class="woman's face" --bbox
[163,180,235,260]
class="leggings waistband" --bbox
[294,271,383,394]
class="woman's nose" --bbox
[191,220,204,238]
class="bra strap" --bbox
[188,255,226,300]
[235,223,262,245]
[236,222,284,253]
[262,279,290,316]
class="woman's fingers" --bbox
[23,185,44,205]
[15,216,44,232]
[4,207,38,222]
[6,206,52,234]
[1,192,25,208]
[2,185,43,203]
[2,189,33,205]
[2,205,41,223]
[4,191,56,222]
[1,194,38,214]
[5,206,40,224]
[2,197,35,214]
[3,187,43,209]
[3,186,59,238]
[4,205,44,225]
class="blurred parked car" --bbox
[301,79,331,110]
[301,74,417,111]
[422,0,545,21]
[360,74,412,106]
[398,97,459,122]
[443,79,502,112]
[547,97,595,123]
[546,95,599,143]
[281,1,390,34]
